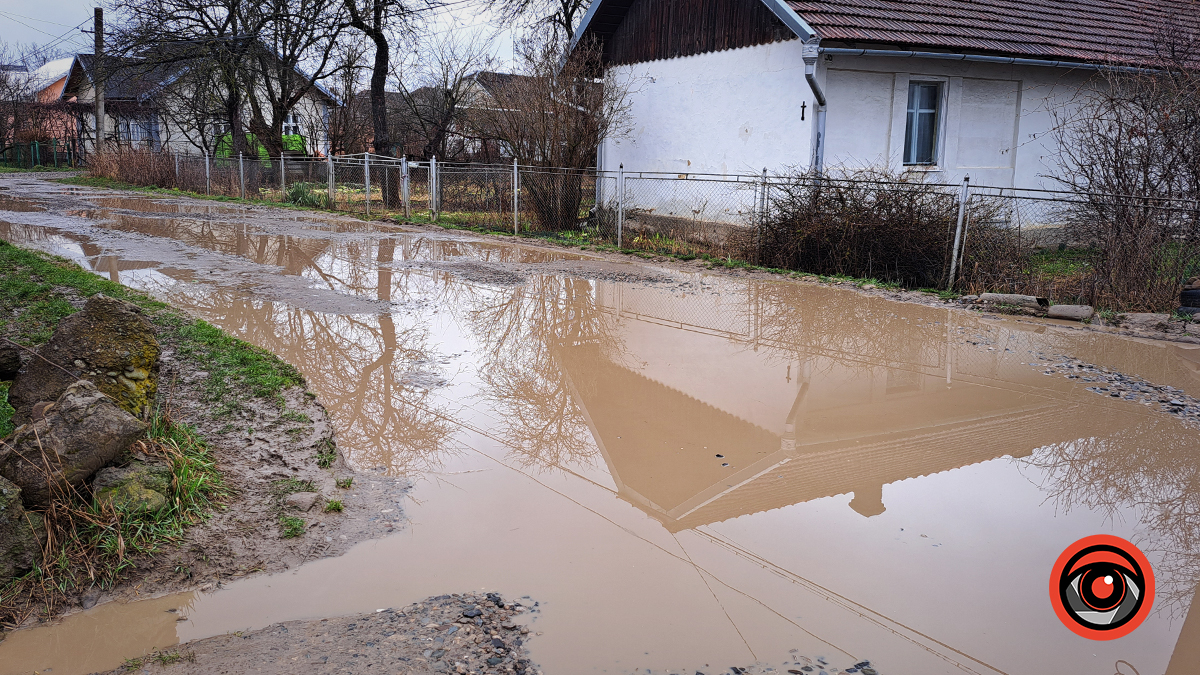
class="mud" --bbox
[1,175,1199,675]
[97,592,540,675]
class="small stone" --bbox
[463,609,483,618]
[283,492,321,511]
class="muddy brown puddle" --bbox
[1,177,1199,675]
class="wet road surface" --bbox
[1,176,1199,675]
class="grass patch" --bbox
[323,499,343,513]
[0,165,78,174]
[0,382,13,439]
[122,649,196,669]
[316,438,337,469]
[281,409,311,423]
[272,478,316,496]
[336,477,353,489]
[279,515,306,538]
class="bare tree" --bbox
[322,37,374,155]
[1050,17,1200,310]
[241,0,347,156]
[390,32,497,160]
[484,0,589,41]
[472,31,636,230]
[341,0,437,156]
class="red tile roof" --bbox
[788,0,1200,64]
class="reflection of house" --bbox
[557,282,1123,532]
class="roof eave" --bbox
[569,0,820,56]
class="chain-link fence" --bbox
[82,150,1200,309]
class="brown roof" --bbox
[789,0,1200,64]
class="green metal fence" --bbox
[0,140,80,170]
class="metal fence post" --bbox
[364,153,371,217]
[204,149,210,195]
[948,174,971,291]
[758,167,768,263]
[401,156,411,218]
[173,151,179,184]
[513,158,519,234]
[327,154,335,208]
[430,155,437,221]
[239,152,245,200]
[617,163,624,248]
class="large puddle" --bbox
[1,178,1199,675]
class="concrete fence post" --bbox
[327,154,335,208]
[401,156,411,218]
[204,149,210,195]
[948,174,971,291]
[617,163,625,248]
[364,153,371,217]
[513,158,519,235]
[238,152,245,200]
[280,153,286,197]
[174,151,179,184]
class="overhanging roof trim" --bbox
[569,0,818,55]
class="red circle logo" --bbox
[1049,534,1154,640]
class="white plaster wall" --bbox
[821,54,1093,189]
[601,40,815,177]
[603,44,1095,191]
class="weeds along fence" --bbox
[86,150,1200,310]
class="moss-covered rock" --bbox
[93,461,171,514]
[1,380,147,507]
[0,476,42,581]
[8,294,160,425]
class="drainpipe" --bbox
[801,38,827,175]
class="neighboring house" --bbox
[572,0,1198,189]
[35,51,339,156]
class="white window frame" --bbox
[282,112,301,136]
[904,81,943,166]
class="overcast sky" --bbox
[0,1,515,70]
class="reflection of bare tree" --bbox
[469,275,619,472]
[138,239,460,474]
[1022,417,1200,616]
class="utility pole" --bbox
[93,8,105,151]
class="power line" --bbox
[0,9,80,29]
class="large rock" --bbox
[8,294,159,426]
[0,475,43,581]
[93,461,171,514]
[977,293,1049,309]
[0,380,146,508]
[1047,305,1095,321]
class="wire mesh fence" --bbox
[80,150,1200,309]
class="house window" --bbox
[282,112,301,136]
[904,82,941,165]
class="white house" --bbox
[573,0,1196,189]
[36,52,339,156]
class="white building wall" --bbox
[601,39,815,177]
[822,53,1093,189]
[602,41,1096,191]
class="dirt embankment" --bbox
[102,592,541,675]
[0,241,409,628]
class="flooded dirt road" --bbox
[1,176,1199,675]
